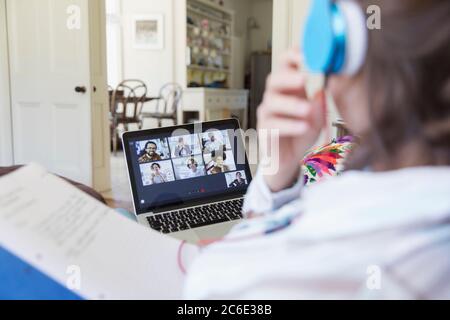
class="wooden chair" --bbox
[140,83,183,128]
[110,80,148,155]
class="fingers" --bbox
[266,72,307,97]
[258,90,327,137]
[267,49,307,97]
[278,48,303,72]
[258,48,326,138]
[260,115,310,136]
[261,93,312,119]
[311,90,328,129]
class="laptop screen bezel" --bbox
[122,119,253,215]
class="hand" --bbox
[258,49,327,192]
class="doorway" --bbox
[102,0,274,210]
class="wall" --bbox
[248,0,273,53]
[224,0,272,54]
[117,0,272,93]
[120,0,175,96]
[0,0,13,165]
[223,0,273,88]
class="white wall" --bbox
[106,0,124,88]
[116,0,272,93]
[248,0,273,53]
[224,0,272,53]
[0,0,13,165]
[120,0,175,97]
[223,0,273,88]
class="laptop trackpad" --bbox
[194,221,238,241]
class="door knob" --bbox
[75,86,87,94]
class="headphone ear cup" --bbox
[303,0,368,76]
[303,0,337,73]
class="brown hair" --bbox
[346,0,450,171]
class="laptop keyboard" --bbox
[147,198,244,234]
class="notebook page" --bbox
[0,164,198,300]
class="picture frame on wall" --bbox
[133,14,164,50]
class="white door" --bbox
[7,0,95,185]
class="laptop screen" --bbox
[123,120,253,214]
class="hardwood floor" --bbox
[102,152,134,213]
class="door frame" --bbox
[272,0,310,69]
[272,0,338,142]
[0,0,13,166]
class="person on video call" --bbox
[203,132,223,153]
[207,150,230,174]
[228,172,247,188]
[184,0,450,299]
[150,163,167,184]
[174,137,192,158]
[186,158,204,178]
[138,141,162,163]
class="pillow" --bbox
[302,136,356,186]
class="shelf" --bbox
[187,24,232,40]
[187,6,232,25]
[186,0,234,90]
[191,0,234,16]
[188,46,231,57]
[187,64,231,73]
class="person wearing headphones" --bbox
[207,150,231,175]
[184,0,450,299]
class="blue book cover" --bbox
[0,246,83,300]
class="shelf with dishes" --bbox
[187,24,231,41]
[186,48,231,73]
[185,0,234,89]
[187,45,231,64]
[187,65,229,89]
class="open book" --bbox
[0,164,197,300]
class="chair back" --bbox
[107,85,115,113]
[112,80,148,121]
[158,83,183,116]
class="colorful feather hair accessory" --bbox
[302,136,356,186]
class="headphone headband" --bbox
[339,0,368,75]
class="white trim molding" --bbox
[272,0,309,70]
[0,0,13,165]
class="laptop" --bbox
[122,119,253,243]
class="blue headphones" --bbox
[303,0,368,76]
